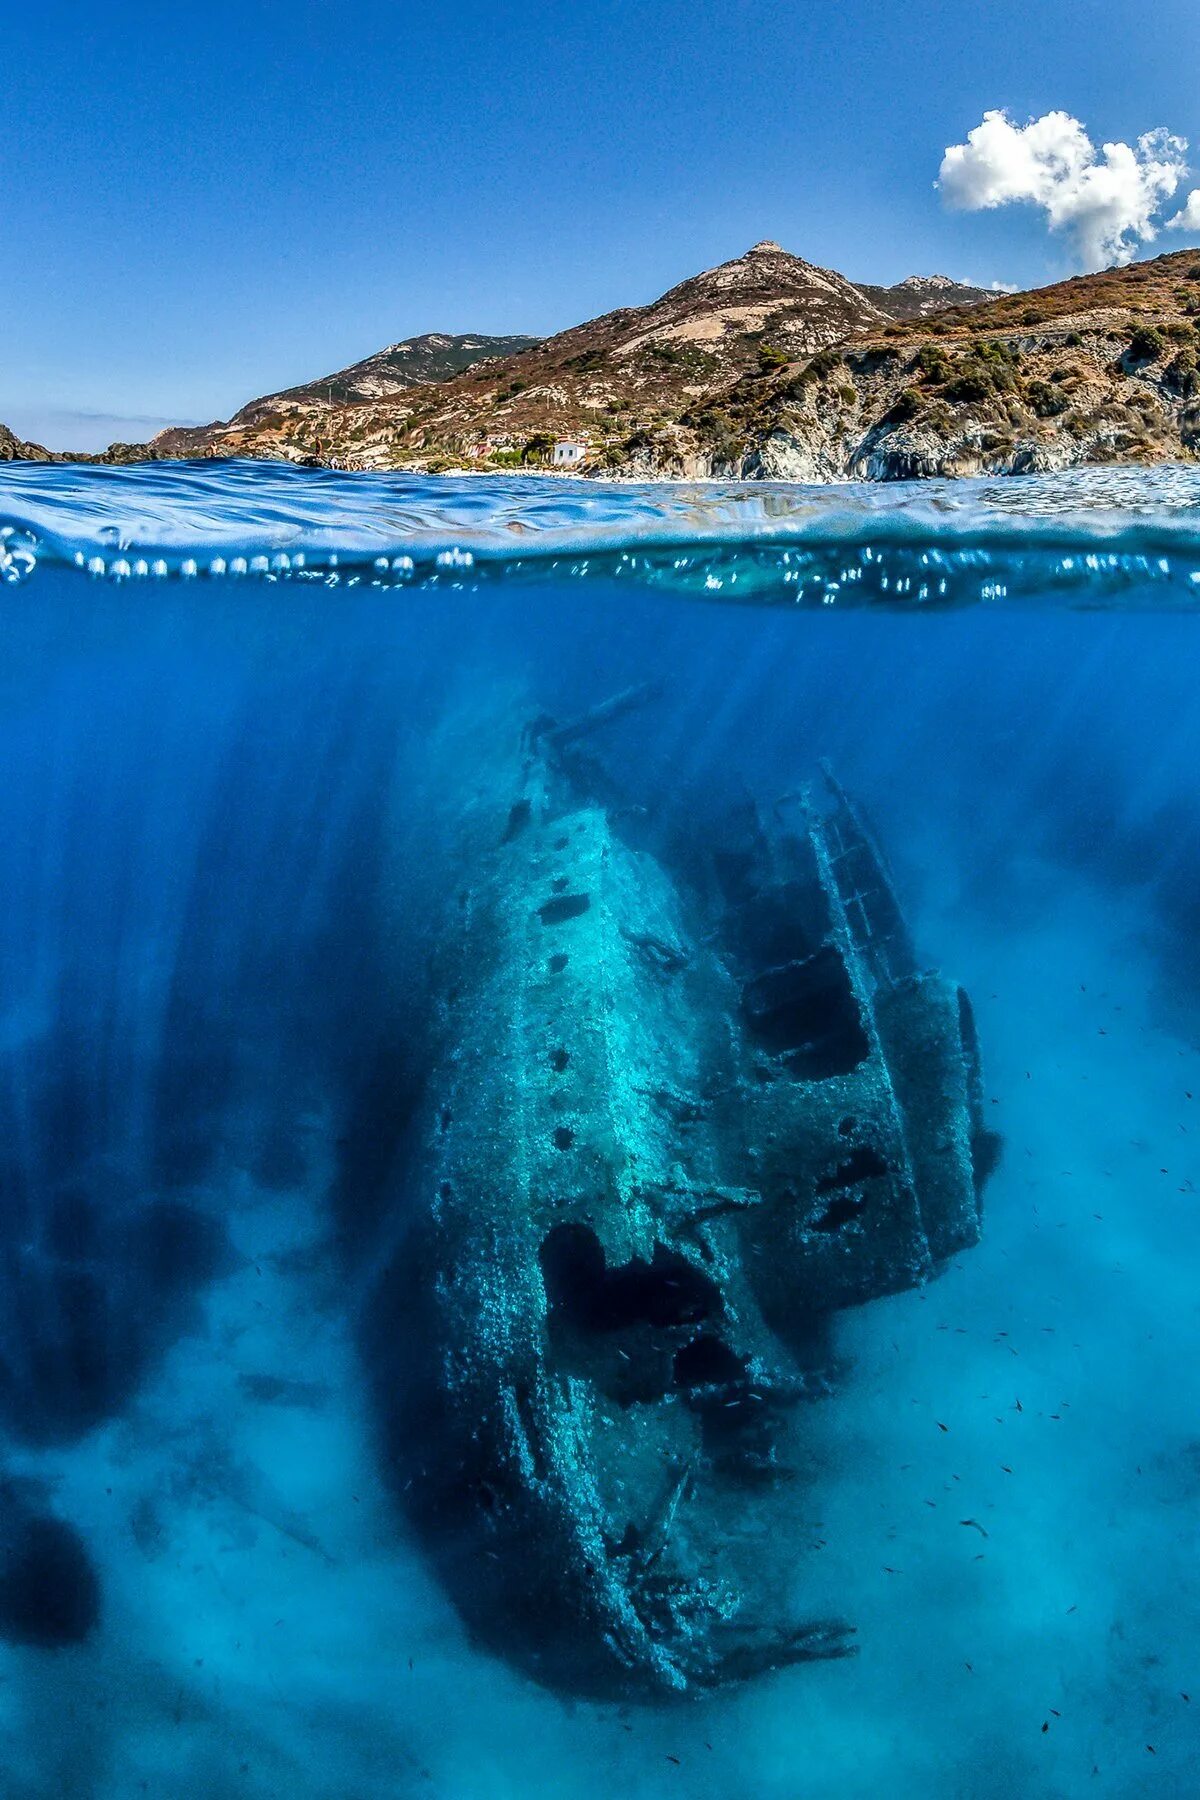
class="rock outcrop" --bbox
[0,423,54,463]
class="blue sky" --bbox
[6,0,1200,447]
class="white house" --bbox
[552,440,589,468]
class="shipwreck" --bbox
[367,687,999,1699]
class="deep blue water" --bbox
[1,462,1199,1796]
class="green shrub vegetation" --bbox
[681,406,744,462]
[915,345,952,383]
[1026,379,1070,419]
[1127,324,1166,362]
[941,368,995,403]
[885,387,923,424]
[805,347,843,381]
[520,432,555,465]
[1164,349,1200,398]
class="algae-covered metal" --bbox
[369,698,998,1698]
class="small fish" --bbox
[666,1756,681,1766]
[959,1519,988,1538]
[936,1421,949,1433]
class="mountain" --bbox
[10,239,1197,481]
[144,243,988,468]
[859,273,994,319]
[152,332,540,459]
[270,332,542,405]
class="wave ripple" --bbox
[1,459,1200,606]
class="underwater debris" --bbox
[367,691,998,1699]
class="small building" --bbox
[552,440,589,469]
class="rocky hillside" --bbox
[858,273,993,320]
[143,244,988,469]
[736,248,1200,482]
[283,246,1198,481]
[151,332,539,459]
[276,332,541,404]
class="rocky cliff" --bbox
[737,250,1200,482]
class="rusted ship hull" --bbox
[368,701,997,1698]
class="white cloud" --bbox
[1166,189,1200,236]
[938,109,1190,269]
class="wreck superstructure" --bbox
[368,691,998,1699]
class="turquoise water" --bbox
[1,461,1200,1795]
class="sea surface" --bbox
[0,460,1199,1797]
